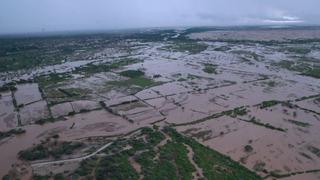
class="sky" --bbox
[0,0,319,34]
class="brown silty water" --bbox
[1,29,320,178]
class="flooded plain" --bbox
[0,28,320,179]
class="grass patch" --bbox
[108,77,158,89]
[259,100,280,109]
[35,73,72,88]
[282,47,311,54]
[203,64,218,74]
[73,58,143,76]
[44,89,66,98]
[272,60,320,79]
[119,70,145,78]
[301,68,320,78]
[165,41,208,54]
[57,88,90,97]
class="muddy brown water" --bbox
[1,32,320,178]
[0,110,139,177]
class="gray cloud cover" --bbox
[0,0,319,34]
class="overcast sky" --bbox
[0,0,319,34]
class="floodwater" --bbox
[19,100,50,125]
[189,29,320,42]
[14,83,42,106]
[0,91,17,131]
[1,29,320,179]
[0,109,139,177]
[176,104,320,176]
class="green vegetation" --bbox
[32,175,50,180]
[0,43,68,72]
[35,73,72,88]
[203,63,218,74]
[2,175,10,180]
[43,127,262,179]
[226,106,248,118]
[248,117,286,132]
[214,46,231,51]
[185,130,213,141]
[120,70,145,78]
[130,29,176,42]
[126,128,165,152]
[147,142,195,180]
[75,153,139,180]
[295,94,320,102]
[282,47,311,54]
[0,82,17,92]
[96,154,139,180]
[0,33,121,72]
[165,41,208,54]
[57,88,90,97]
[73,58,143,76]
[173,111,226,127]
[231,50,261,61]
[287,119,311,127]
[307,146,320,157]
[74,127,165,179]
[259,100,280,109]
[177,77,187,82]
[0,128,26,140]
[19,144,49,161]
[263,80,277,87]
[31,174,65,180]
[272,60,320,79]
[266,169,320,179]
[300,68,320,79]
[253,161,266,172]
[133,128,195,180]
[43,88,65,98]
[44,87,93,106]
[244,145,254,153]
[19,141,83,161]
[35,117,55,125]
[174,106,248,127]
[165,128,262,180]
[108,77,158,89]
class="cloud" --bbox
[237,8,303,25]
[262,18,303,24]
[0,0,319,34]
[262,9,303,24]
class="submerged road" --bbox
[31,142,113,167]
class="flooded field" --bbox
[0,27,320,179]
